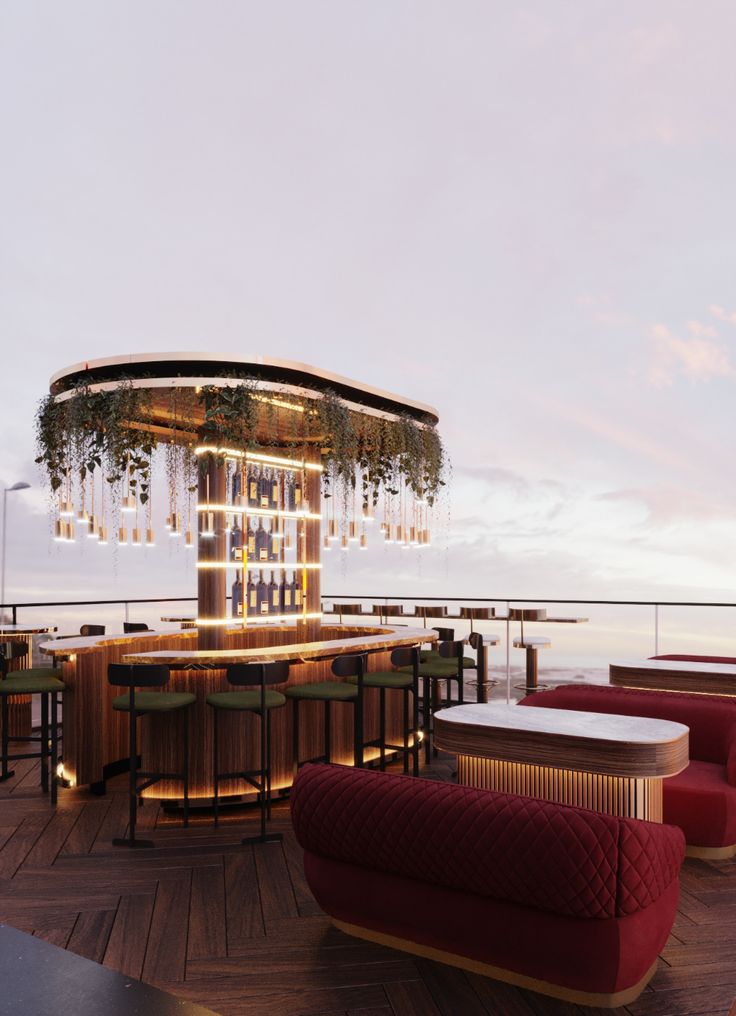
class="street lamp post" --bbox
[1,482,31,621]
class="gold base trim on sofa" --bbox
[333,919,659,1009]
[686,842,736,860]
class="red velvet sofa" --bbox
[520,684,736,859]
[291,763,684,1007]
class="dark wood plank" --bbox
[414,959,490,1015]
[59,800,111,856]
[67,908,117,963]
[0,810,55,878]
[142,874,192,985]
[104,892,156,979]
[384,978,444,1016]
[225,849,265,946]
[187,862,227,961]
[254,842,299,922]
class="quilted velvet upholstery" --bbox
[291,764,684,921]
[519,684,736,768]
[651,654,736,665]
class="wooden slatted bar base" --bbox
[457,755,663,821]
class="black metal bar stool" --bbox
[347,646,420,776]
[206,660,288,844]
[404,638,468,763]
[0,641,64,804]
[467,631,500,704]
[285,654,364,775]
[108,663,195,848]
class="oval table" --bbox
[434,702,689,822]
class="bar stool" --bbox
[206,661,288,844]
[0,641,64,804]
[346,647,420,776]
[513,636,551,694]
[420,627,475,668]
[285,654,364,774]
[467,631,500,703]
[80,625,105,636]
[401,639,467,763]
[108,663,195,848]
[123,622,150,634]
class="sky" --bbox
[1,2,736,654]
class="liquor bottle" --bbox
[246,518,256,559]
[269,571,280,615]
[255,519,269,562]
[269,519,281,561]
[231,575,243,618]
[270,470,280,511]
[230,518,243,562]
[280,572,290,613]
[294,474,303,509]
[259,468,271,509]
[231,469,242,504]
[246,573,257,616]
[247,462,259,507]
[256,571,269,615]
[290,571,303,611]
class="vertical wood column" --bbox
[197,454,227,651]
[297,447,321,643]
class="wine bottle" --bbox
[269,519,280,561]
[230,518,243,562]
[231,469,242,504]
[247,573,257,615]
[271,470,280,510]
[291,571,303,611]
[294,475,302,509]
[246,518,256,559]
[255,519,269,562]
[231,575,243,617]
[280,572,289,613]
[257,571,269,615]
[269,571,280,614]
[259,468,270,509]
[247,462,259,507]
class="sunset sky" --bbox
[1,2,735,655]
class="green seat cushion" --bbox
[400,663,462,679]
[421,652,475,668]
[206,690,286,712]
[285,681,358,702]
[112,691,196,712]
[347,671,414,690]
[1,670,65,694]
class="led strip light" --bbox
[194,446,323,472]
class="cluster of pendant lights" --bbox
[322,488,432,553]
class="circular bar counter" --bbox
[41,624,437,799]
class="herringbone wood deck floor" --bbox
[0,746,735,1016]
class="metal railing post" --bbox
[654,604,659,656]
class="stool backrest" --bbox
[0,641,27,678]
[433,626,455,642]
[107,663,170,688]
[438,640,464,660]
[226,661,289,687]
[123,622,150,634]
[332,654,365,679]
[391,646,418,668]
[80,624,105,637]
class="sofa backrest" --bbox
[519,684,736,766]
[291,764,684,921]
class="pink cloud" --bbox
[649,323,733,385]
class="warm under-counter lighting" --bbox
[196,561,322,570]
[196,612,323,626]
[196,504,322,521]
[194,446,323,472]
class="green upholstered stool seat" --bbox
[0,672,65,695]
[347,671,414,690]
[112,691,196,712]
[400,662,463,679]
[285,681,358,702]
[206,690,286,712]
[420,651,475,668]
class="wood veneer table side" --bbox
[610,659,736,696]
[433,705,689,780]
